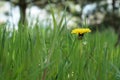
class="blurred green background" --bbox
[0,0,120,80]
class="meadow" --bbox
[0,12,120,80]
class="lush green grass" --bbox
[0,16,120,80]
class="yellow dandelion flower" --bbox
[71,28,91,39]
[71,28,91,34]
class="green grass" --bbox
[0,14,120,80]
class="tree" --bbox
[1,0,50,25]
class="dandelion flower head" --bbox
[71,28,91,34]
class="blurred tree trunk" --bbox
[112,0,116,13]
[18,0,27,25]
[112,0,120,46]
[1,0,27,25]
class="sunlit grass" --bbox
[0,15,120,80]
